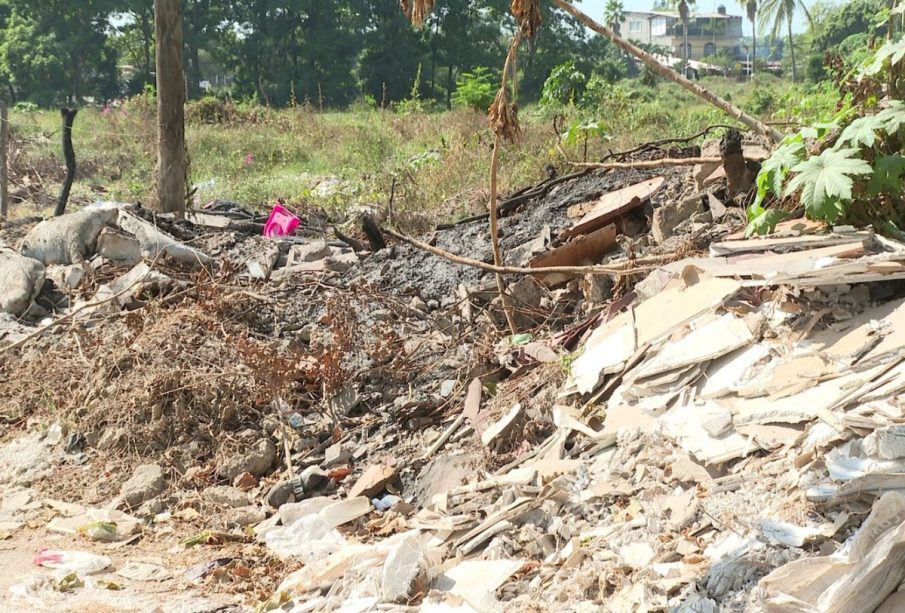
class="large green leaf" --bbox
[867,154,905,196]
[877,101,905,135]
[837,115,884,149]
[785,148,872,223]
[755,140,806,204]
[865,37,905,75]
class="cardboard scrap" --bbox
[563,176,665,239]
[530,223,617,286]
[348,465,396,499]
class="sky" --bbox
[574,0,816,35]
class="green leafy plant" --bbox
[452,67,495,111]
[747,14,905,236]
[540,61,587,107]
[560,118,609,162]
[785,148,872,223]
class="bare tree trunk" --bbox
[55,109,78,217]
[154,0,187,215]
[140,10,153,78]
[550,0,784,144]
[787,16,797,82]
[0,103,8,221]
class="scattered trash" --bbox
[9,133,905,611]
[34,549,111,575]
[263,203,300,238]
[185,557,234,582]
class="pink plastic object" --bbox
[263,204,300,238]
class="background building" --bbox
[621,5,744,61]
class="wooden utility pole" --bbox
[154,0,187,215]
[55,108,78,217]
[0,103,8,221]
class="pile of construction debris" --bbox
[4,138,905,612]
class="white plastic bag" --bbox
[264,514,347,562]
[33,549,112,575]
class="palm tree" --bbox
[665,0,696,76]
[740,0,757,76]
[758,0,811,81]
[679,0,690,74]
[604,0,626,36]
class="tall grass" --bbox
[4,77,835,225]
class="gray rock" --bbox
[287,241,331,265]
[0,251,45,316]
[325,251,358,273]
[651,195,705,244]
[324,443,351,468]
[865,425,905,460]
[225,505,267,527]
[116,209,212,268]
[265,481,293,509]
[136,498,165,517]
[121,464,166,507]
[218,439,276,479]
[204,485,251,508]
[20,207,119,265]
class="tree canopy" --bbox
[0,0,629,108]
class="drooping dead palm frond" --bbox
[401,0,436,27]
[489,89,521,143]
[511,0,542,37]
[489,34,523,143]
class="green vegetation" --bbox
[6,73,839,226]
[748,7,905,235]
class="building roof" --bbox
[623,10,739,19]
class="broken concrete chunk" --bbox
[218,439,276,479]
[116,209,212,267]
[121,464,166,507]
[246,241,281,280]
[225,505,267,527]
[96,227,141,265]
[348,464,396,499]
[325,251,359,273]
[324,442,352,468]
[20,207,118,265]
[864,425,905,460]
[381,533,426,602]
[0,251,45,316]
[204,485,251,508]
[287,240,332,265]
[651,195,704,244]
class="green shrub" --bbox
[452,67,496,111]
[540,61,587,107]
